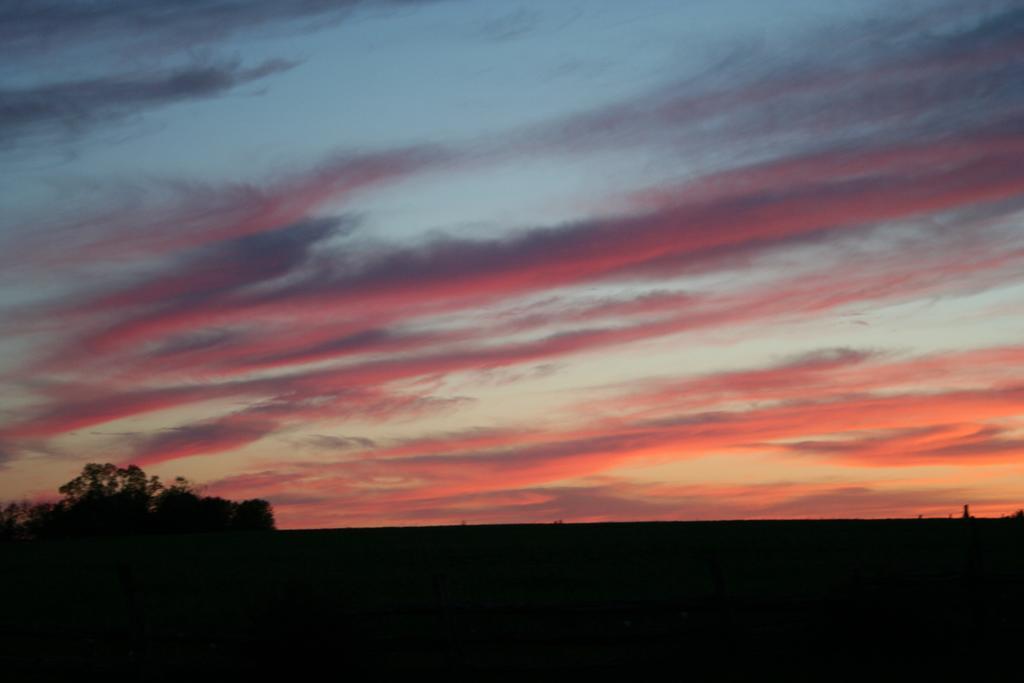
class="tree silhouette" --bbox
[232,498,276,531]
[151,477,241,532]
[51,464,164,536]
[1,463,275,540]
[151,477,203,533]
[58,463,162,505]
[0,502,34,541]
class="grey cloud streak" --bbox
[0,59,295,149]
[0,0,442,57]
[1,0,447,151]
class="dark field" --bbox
[4,518,1024,679]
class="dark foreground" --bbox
[3,518,1024,679]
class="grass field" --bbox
[3,518,1024,677]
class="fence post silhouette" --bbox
[964,516,986,636]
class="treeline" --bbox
[1,463,274,541]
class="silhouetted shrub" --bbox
[0,502,34,541]
[232,499,276,531]
[199,496,237,531]
[152,487,204,534]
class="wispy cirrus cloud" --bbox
[128,414,279,467]
[4,214,1021,446]
[0,59,296,148]
[1,1,449,152]
[196,389,1024,528]
[0,146,446,275]
[8,1,1024,265]
[189,345,1024,513]
[520,1,1024,162]
[33,129,1024,366]
[0,0,440,58]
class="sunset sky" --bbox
[2,0,1023,528]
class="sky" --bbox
[1,0,1023,528]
